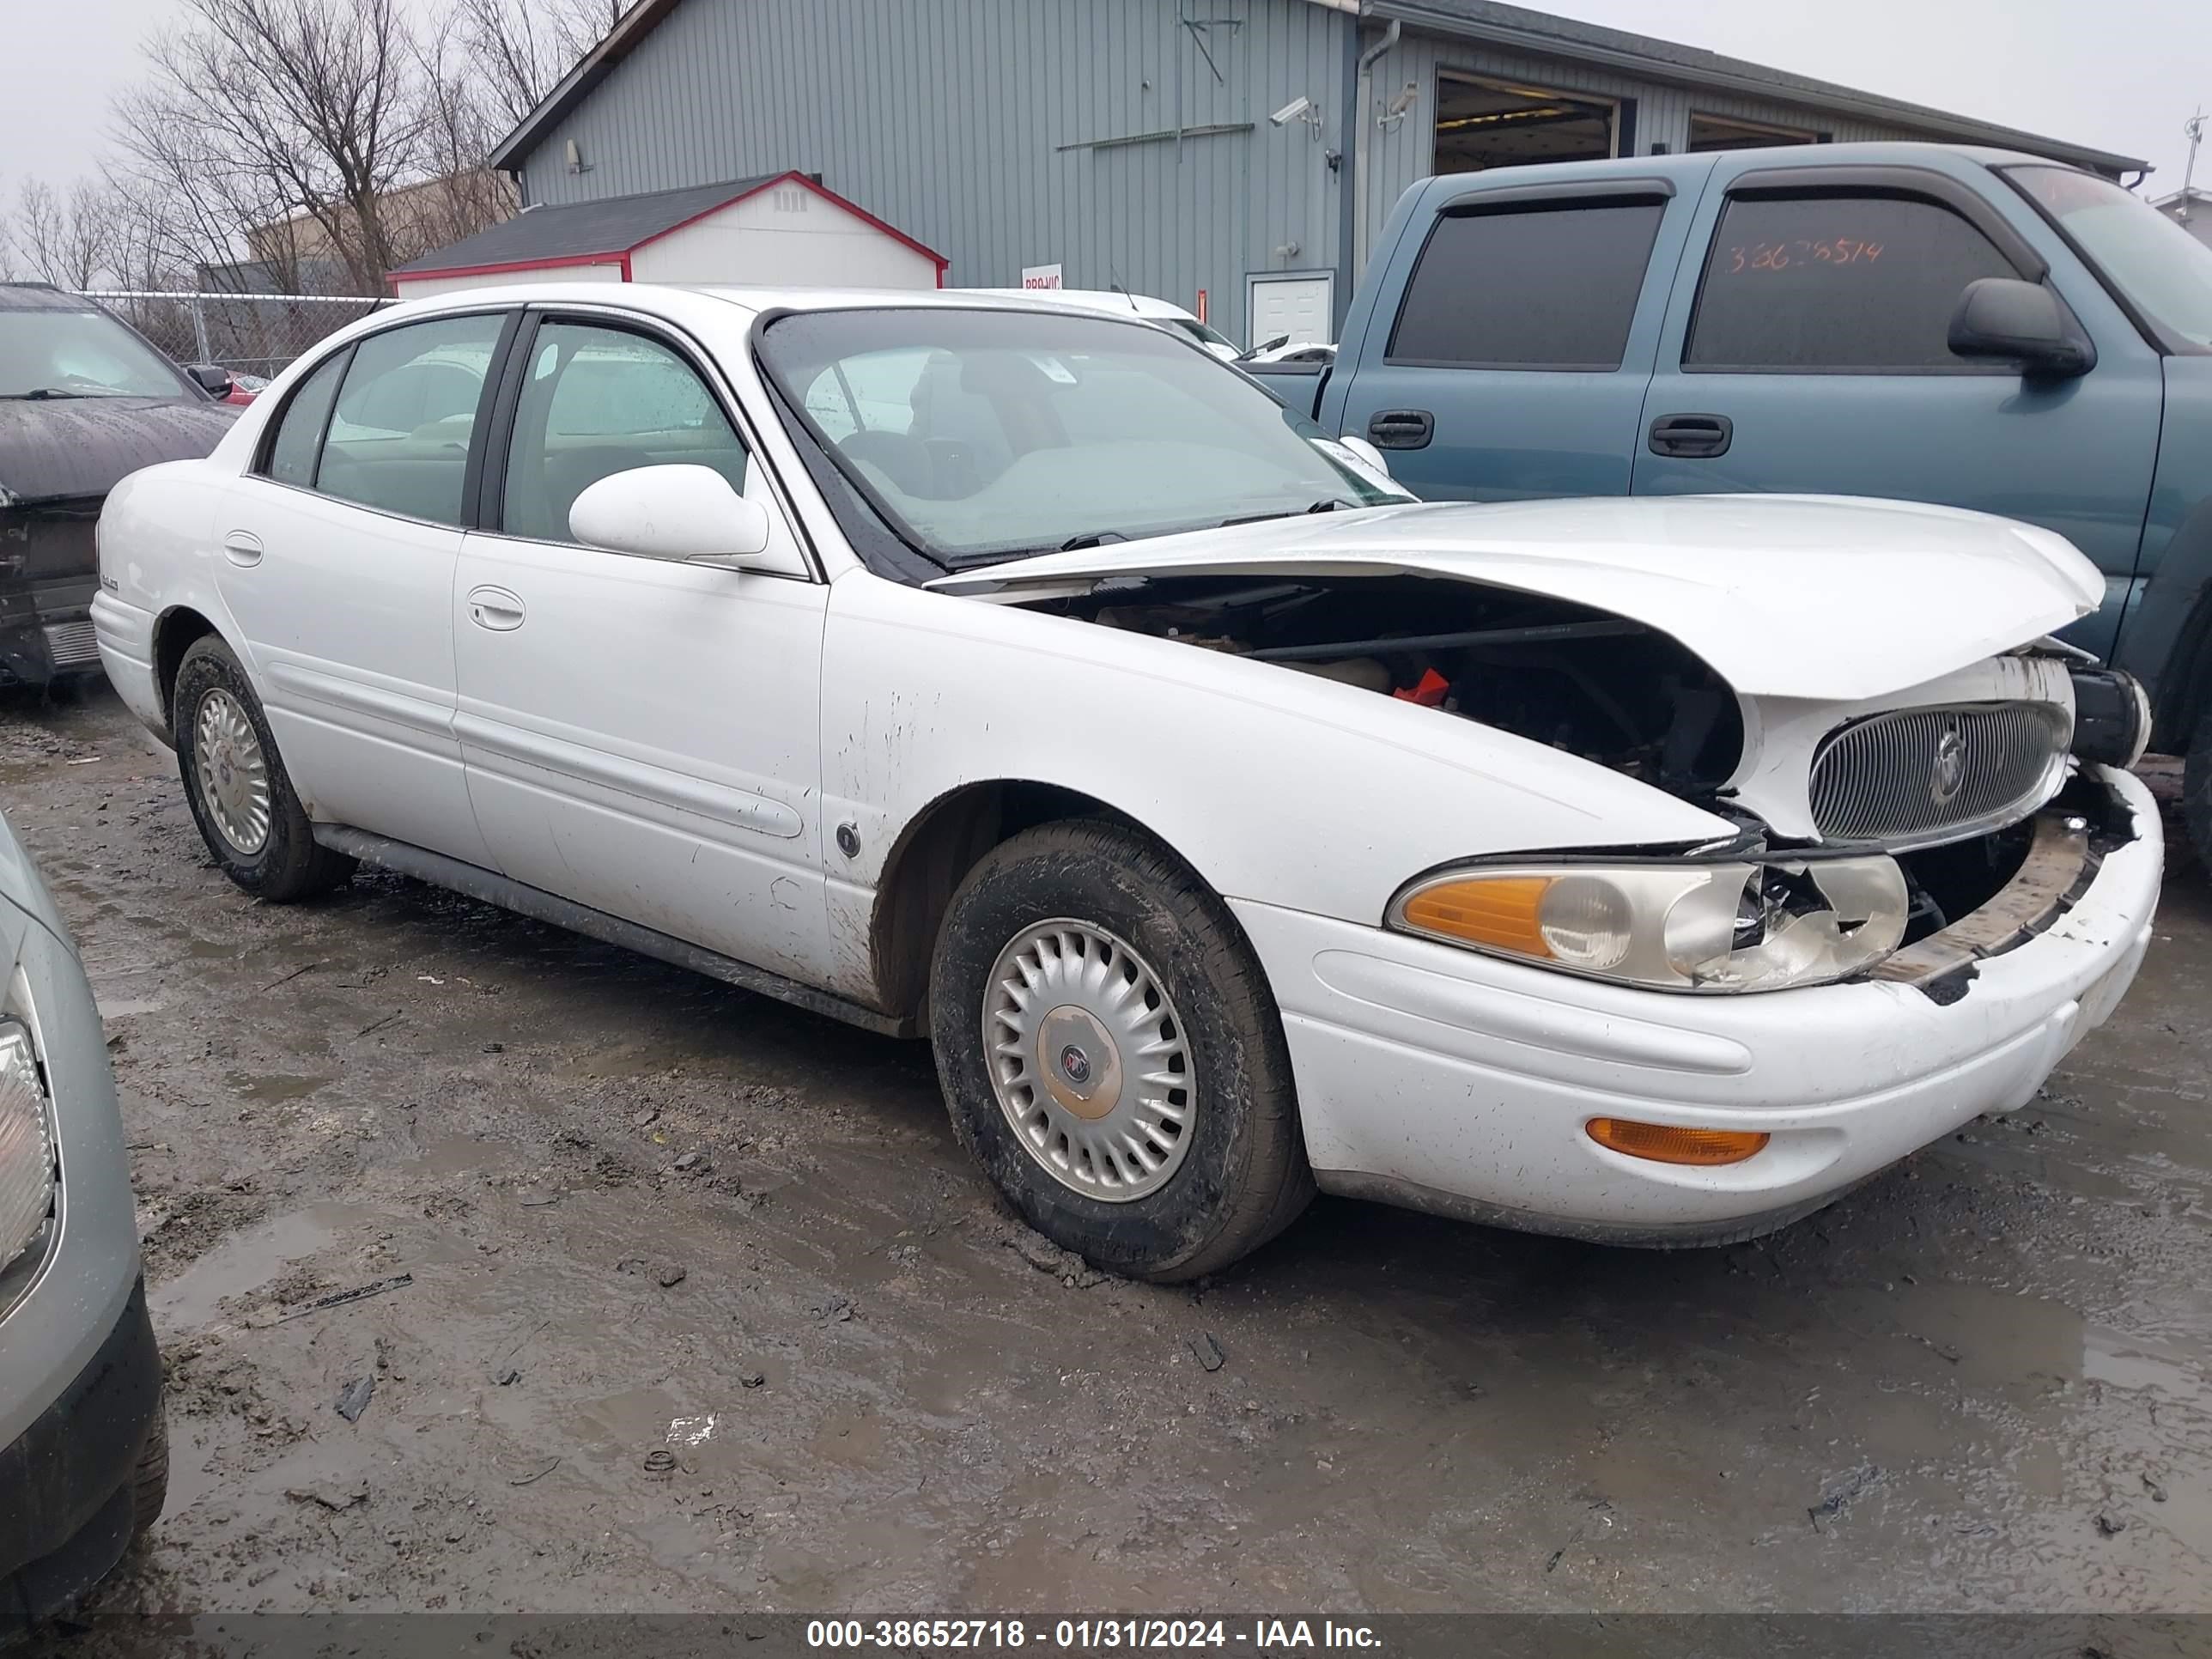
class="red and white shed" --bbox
[388,172,945,299]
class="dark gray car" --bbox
[0,806,163,1632]
[0,284,235,689]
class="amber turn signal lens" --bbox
[1397,875,1553,957]
[1585,1118,1770,1166]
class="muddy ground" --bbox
[5,684,2210,1620]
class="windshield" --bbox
[2005,166,2212,351]
[0,307,193,398]
[759,307,1407,567]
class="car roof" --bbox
[959,288,1195,323]
[368,283,1167,329]
[1412,139,2070,196]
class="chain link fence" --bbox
[76,290,387,384]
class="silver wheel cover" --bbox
[983,919,1195,1202]
[193,688,273,856]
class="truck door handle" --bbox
[1647,413,1734,459]
[221,531,264,567]
[1366,409,1435,450]
[466,586,526,631]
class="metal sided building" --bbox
[488,0,2144,348]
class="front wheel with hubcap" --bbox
[173,635,354,901]
[930,820,1312,1281]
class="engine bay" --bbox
[1036,571,1748,803]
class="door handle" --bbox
[1647,413,1734,459]
[1366,409,1435,451]
[466,586,526,631]
[221,531,264,567]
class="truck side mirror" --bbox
[1947,277,2094,379]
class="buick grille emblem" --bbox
[1931,722,1968,804]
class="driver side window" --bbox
[501,321,749,544]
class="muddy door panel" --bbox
[452,530,830,982]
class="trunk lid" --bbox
[927,494,2102,702]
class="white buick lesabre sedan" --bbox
[91,284,2162,1279]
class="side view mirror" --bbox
[568,464,774,567]
[1338,434,1392,478]
[1947,277,2095,379]
[185,362,234,398]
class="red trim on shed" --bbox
[390,171,946,292]
[388,252,625,291]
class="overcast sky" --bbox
[1,0,2205,197]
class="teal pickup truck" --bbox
[1255,143,2212,867]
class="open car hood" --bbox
[926,494,2104,702]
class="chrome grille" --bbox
[1808,702,2070,846]
[42,619,99,668]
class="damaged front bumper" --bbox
[0,590,100,688]
[2,502,102,687]
[1232,765,2163,1247]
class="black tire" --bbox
[173,635,354,900]
[929,819,1313,1282]
[2188,706,2212,876]
[128,1409,169,1545]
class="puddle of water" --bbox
[98,995,167,1019]
[2083,1323,2211,1403]
[563,1385,683,1453]
[149,1204,372,1329]
[223,1071,336,1104]
[412,1134,497,1176]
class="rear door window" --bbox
[1685,193,2020,370]
[262,349,348,488]
[317,314,504,525]
[1386,200,1666,369]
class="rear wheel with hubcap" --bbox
[173,635,354,901]
[930,819,1312,1281]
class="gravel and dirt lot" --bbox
[7,684,2210,1620]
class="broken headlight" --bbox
[1389,855,1909,993]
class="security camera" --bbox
[1269,95,1314,127]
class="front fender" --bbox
[2112,356,2212,744]
[817,570,1732,1000]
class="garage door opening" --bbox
[1433,72,1618,174]
[1687,112,1822,153]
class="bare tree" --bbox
[10,180,91,289]
[459,0,623,131]
[3,177,143,290]
[405,14,523,264]
[113,0,431,295]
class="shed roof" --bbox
[391,171,946,282]
[392,174,776,276]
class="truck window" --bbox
[1686,193,2018,371]
[1386,200,1665,370]
[2004,165,2212,352]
